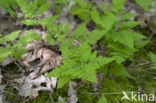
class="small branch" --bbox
[15,62,25,73]
[82,91,138,95]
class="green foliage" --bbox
[0,30,42,61]
[70,0,91,21]
[0,0,50,17]
[57,98,66,103]
[46,0,149,88]
[47,41,115,88]
[16,0,50,18]
[0,0,152,97]
[0,47,12,62]
[149,52,156,69]
[104,62,131,77]
[98,95,107,103]
[135,0,155,12]
[0,0,17,17]
[17,30,42,44]
[112,0,126,11]
[0,0,156,102]
[0,30,21,43]
[0,0,59,62]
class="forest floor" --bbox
[0,0,156,103]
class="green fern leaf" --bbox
[111,30,134,48]
[21,19,39,26]
[134,40,149,48]
[16,0,50,18]
[121,13,134,20]
[135,0,154,12]
[0,30,21,43]
[112,0,126,11]
[0,0,17,17]
[45,34,55,45]
[34,1,49,16]
[149,52,156,69]
[0,47,12,62]
[74,0,91,9]
[107,63,131,77]
[16,0,33,17]
[120,21,140,28]
[88,30,106,45]
[90,8,101,24]
[97,56,115,67]
[57,76,71,89]
[100,15,116,31]
[98,95,107,103]
[12,45,26,59]
[18,30,42,44]
[71,23,86,38]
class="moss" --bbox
[77,83,96,103]
[4,86,19,103]
[27,92,51,103]
[5,75,156,103]
[98,75,156,103]
[98,77,136,103]
[52,85,69,101]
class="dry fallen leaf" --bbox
[14,74,57,98]
[11,29,62,98]
[67,81,78,103]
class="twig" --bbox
[148,33,155,40]
[0,90,16,96]
[82,91,138,95]
[13,76,28,103]
[15,62,26,73]
[49,94,55,103]
[128,61,151,69]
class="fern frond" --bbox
[107,43,137,60]
[45,33,55,45]
[0,0,17,17]
[88,30,106,45]
[0,30,21,43]
[120,21,140,28]
[71,23,86,38]
[134,40,149,48]
[130,31,147,40]
[16,0,33,17]
[108,63,131,77]
[121,13,134,20]
[149,52,156,69]
[98,95,107,103]
[18,30,42,44]
[16,0,49,18]
[70,0,91,21]
[21,19,39,26]
[100,15,116,31]
[135,0,154,12]
[90,7,101,24]
[110,30,134,48]
[112,54,125,64]
[12,45,26,59]
[96,56,115,66]
[74,0,91,9]
[110,30,146,49]
[112,0,126,11]
[47,42,108,88]
[33,0,50,16]
[0,47,12,62]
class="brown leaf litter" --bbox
[15,29,62,98]
[0,29,62,99]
